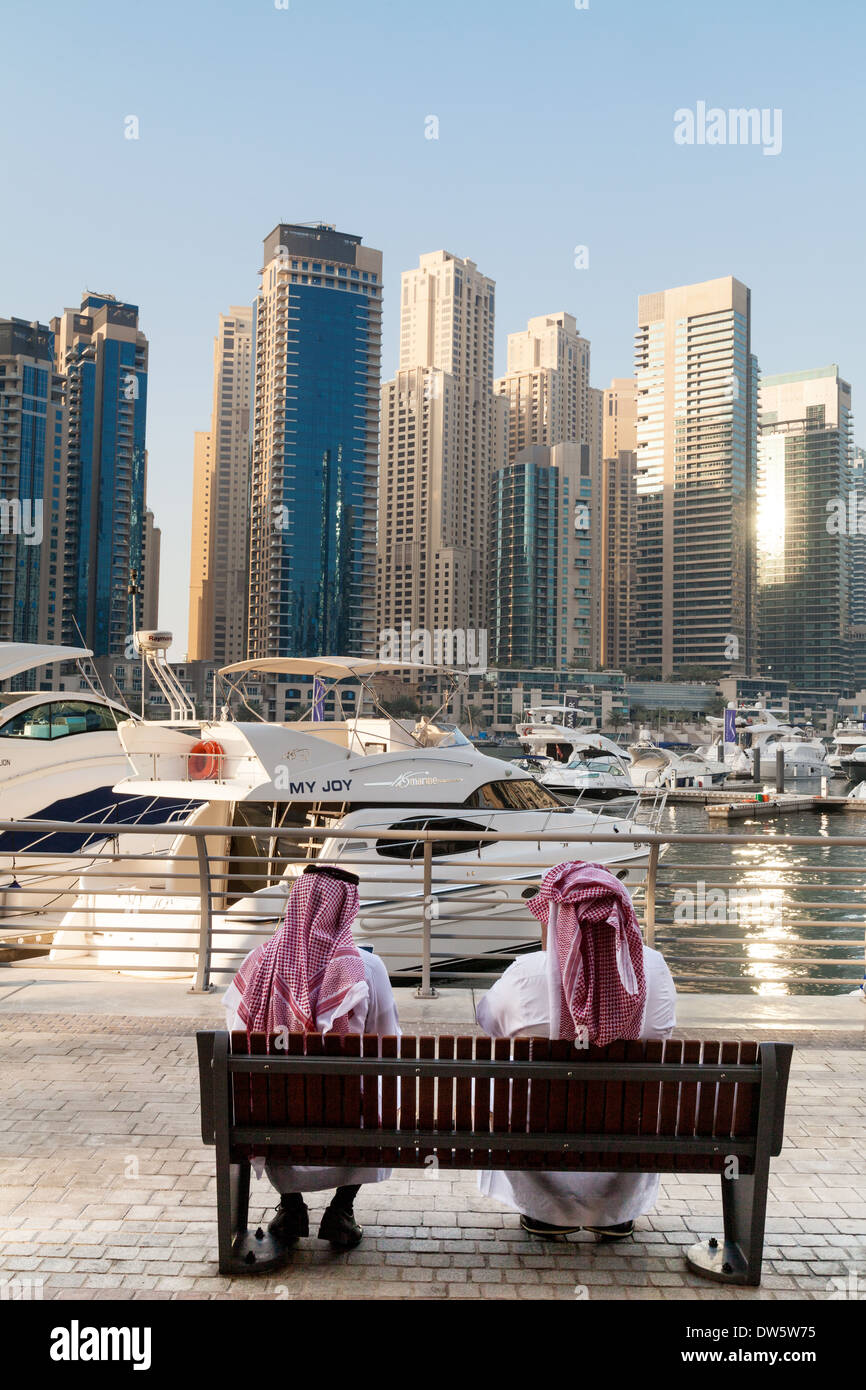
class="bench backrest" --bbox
[197,1032,793,1175]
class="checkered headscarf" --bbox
[528,861,647,1046]
[231,871,368,1035]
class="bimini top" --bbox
[219,655,442,680]
[0,643,92,684]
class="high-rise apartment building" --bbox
[494,312,591,464]
[599,378,638,670]
[757,366,853,691]
[377,251,502,647]
[142,507,161,630]
[633,276,758,676]
[490,442,593,668]
[248,224,382,660]
[188,306,252,663]
[0,318,64,643]
[52,294,149,656]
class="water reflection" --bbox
[636,791,866,996]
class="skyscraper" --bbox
[0,318,64,643]
[494,312,591,463]
[377,251,502,649]
[248,224,382,660]
[599,378,638,670]
[489,441,593,669]
[52,294,149,656]
[188,306,252,663]
[633,276,758,676]
[757,366,853,691]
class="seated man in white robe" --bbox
[476,860,676,1240]
[223,863,400,1250]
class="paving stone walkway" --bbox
[0,1006,863,1301]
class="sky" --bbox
[3,0,864,654]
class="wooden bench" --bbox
[196,1031,793,1286]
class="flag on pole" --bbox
[723,707,737,744]
[312,677,325,722]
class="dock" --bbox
[705,795,866,819]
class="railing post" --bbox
[190,833,214,994]
[644,841,659,949]
[415,838,437,1000]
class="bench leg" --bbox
[686,1168,768,1287]
[216,1153,290,1277]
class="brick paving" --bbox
[0,1011,863,1301]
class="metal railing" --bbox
[1,814,865,1000]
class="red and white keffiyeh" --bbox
[230,871,368,1035]
[528,861,647,1046]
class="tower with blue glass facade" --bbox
[0,318,64,644]
[52,295,149,656]
[248,224,382,659]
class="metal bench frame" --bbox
[196,1032,793,1286]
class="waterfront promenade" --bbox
[0,970,863,1302]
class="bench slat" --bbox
[342,1035,363,1165]
[620,1040,646,1171]
[400,1036,417,1159]
[563,1042,587,1171]
[511,1038,530,1148]
[733,1041,760,1151]
[362,1034,381,1168]
[380,1036,399,1165]
[475,1037,492,1144]
[676,1040,702,1172]
[454,1037,473,1167]
[436,1037,455,1168]
[526,1038,551,1169]
[323,1034,344,1167]
[715,1041,740,1139]
[491,1038,511,1167]
[304,1034,325,1164]
[639,1039,664,1171]
[418,1036,435,1168]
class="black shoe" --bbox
[318,1204,363,1249]
[268,1196,309,1246]
[519,1213,582,1239]
[583,1219,635,1243]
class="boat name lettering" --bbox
[283,778,353,796]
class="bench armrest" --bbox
[196,1031,218,1144]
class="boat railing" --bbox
[1,814,864,1002]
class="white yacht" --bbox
[839,743,866,785]
[628,730,728,789]
[50,657,660,981]
[515,702,595,763]
[0,640,201,945]
[830,718,866,771]
[702,705,830,781]
[536,732,635,801]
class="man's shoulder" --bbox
[501,951,546,983]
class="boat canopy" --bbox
[0,643,92,684]
[218,656,444,680]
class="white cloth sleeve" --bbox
[641,951,677,1040]
[361,951,401,1036]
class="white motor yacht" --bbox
[829,718,866,770]
[0,640,201,945]
[537,733,635,800]
[839,743,866,786]
[50,658,660,981]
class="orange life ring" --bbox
[188,739,224,780]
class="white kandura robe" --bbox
[476,946,677,1227]
[222,948,400,1193]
